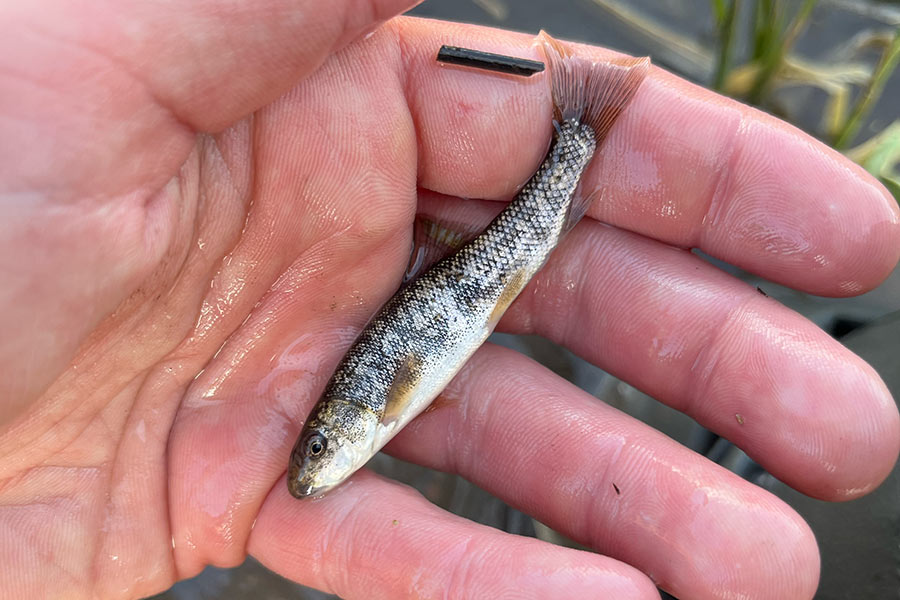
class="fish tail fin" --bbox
[538,31,649,144]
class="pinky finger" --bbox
[249,470,660,599]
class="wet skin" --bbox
[1,2,899,600]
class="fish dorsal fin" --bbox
[403,215,482,283]
[383,352,423,426]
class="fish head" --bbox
[287,399,379,499]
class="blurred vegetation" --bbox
[590,0,900,202]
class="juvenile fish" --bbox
[288,33,649,498]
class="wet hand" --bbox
[1,2,898,599]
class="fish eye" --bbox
[306,432,327,457]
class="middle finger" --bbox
[386,342,819,600]
[414,192,899,502]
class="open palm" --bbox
[2,2,899,599]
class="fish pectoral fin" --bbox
[383,352,423,426]
[488,268,530,326]
[403,213,485,284]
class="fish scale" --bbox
[329,119,594,417]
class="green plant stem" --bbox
[712,0,740,91]
[747,0,780,102]
[834,27,900,149]
[711,0,726,24]
[748,0,817,104]
[751,0,776,61]
[782,0,817,51]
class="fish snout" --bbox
[287,478,316,499]
[287,457,312,499]
[287,454,333,499]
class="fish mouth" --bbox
[287,477,334,499]
[287,478,315,499]
[286,461,334,499]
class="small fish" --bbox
[288,33,649,498]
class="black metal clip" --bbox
[436,45,544,77]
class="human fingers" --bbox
[2,0,421,198]
[416,192,900,502]
[393,17,899,296]
[0,0,419,421]
[167,195,816,600]
[248,471,660,599]
[386,343,820,600]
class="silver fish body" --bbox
[288,121,596,498]
[287,33,649,498]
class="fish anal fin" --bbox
[489,269,529,326]
[403,215,483,284]
[563,187,602,234]
[384,353,423,425]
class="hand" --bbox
[2,2,898,599]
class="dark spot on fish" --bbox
[612,483,620,495]
[756,286,768,297]
[329,301,338,311]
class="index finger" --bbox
[395,17,900,296]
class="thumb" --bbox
[2,0,422,199]
[0,0,420,423]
